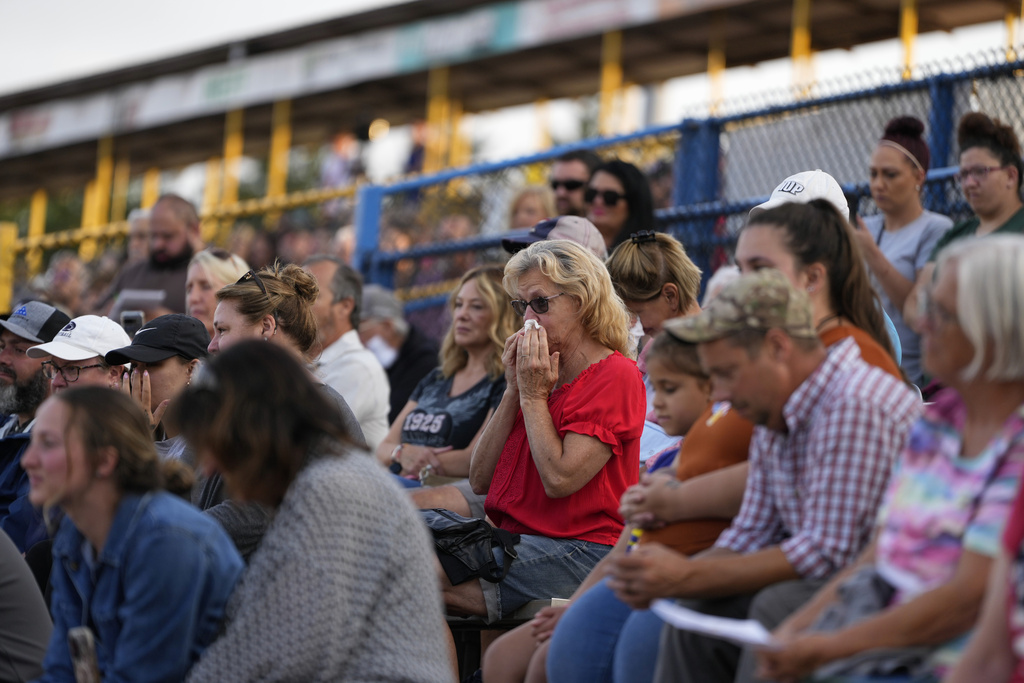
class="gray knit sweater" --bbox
[186,447,452,683]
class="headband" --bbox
[879,140,925,174]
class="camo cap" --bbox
[663,268,816,343]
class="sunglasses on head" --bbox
[236,269,268,296]
[510,293,565,316]
[584,188,626,206]
[550,179,586,192]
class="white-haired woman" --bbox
[440,240,646,625]
[759,235,1024,682]
[186,248,250,339]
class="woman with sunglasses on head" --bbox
[208,263,364,441]
[172,342,451,683]
[905,112,1024,331]
[185,247,250,339]
[442,241,645,636]
[853,116,953,387]
[586,160,656,251]
[24,387,243,683]
[376,266,518,516]
[197,264,368,559]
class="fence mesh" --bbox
[376,49,1024,342]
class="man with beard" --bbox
[0,301,71,552]
[100,194,204,317]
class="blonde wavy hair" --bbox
[440,265,519,380]
[503,240,633,358]
[606,232,702,310]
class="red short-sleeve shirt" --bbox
[485,352,646,546]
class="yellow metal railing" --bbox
[4,183,359,311]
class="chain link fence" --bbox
[358,47,1024,343]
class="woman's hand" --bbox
[756,632,839,683]
[852,216,880,257]
[530,605,568,643]
[399,444,453,477]
[517,325,558,402]
[502,330,522,397]
[121,368,167,431]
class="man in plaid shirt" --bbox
[607,269,920,683]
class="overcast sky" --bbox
[0,0,401,95]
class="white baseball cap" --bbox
[749,169,849,219]
[28,315,131,362]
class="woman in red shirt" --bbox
[442,240,646,625]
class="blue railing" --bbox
[352,51,1023,317]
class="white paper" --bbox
[650,599,781,650]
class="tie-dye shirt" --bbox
[1002,477,1024,682]
[876,389,1024,601]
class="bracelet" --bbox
[390,444,404,464]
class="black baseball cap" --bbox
[105,314,210,365]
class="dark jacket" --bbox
[387,326,439,423]
[0,421,45,552]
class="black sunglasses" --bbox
[236,269,268,296]
[510,293,565,317]
[584,188,626,206]
[550,179,586,192]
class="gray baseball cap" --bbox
[0,301,71,344]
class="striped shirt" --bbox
[716,338,921,579]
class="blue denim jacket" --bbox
[37,491,244,683]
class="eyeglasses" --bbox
[510,293,565,317]
[917,288,957,328]
[955,165,1008,183]
[41,361,106,383]
[584,188,626,206]
[550,179,586,192]
[236,269,268,296]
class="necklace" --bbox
[815,313,842,332]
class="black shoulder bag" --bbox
[421,508,520,585]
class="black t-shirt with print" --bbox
[401,369,506,450]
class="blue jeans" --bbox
[481,535,610,623]
[391,473,421,489]
[546,577,665,683]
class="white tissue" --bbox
[524,319,541,331]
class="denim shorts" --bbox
[480,534,611,623]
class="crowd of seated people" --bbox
[3,107,1024,683]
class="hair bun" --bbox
[278,263,320,305]
[884,116,924,140]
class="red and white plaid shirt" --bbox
[716,338,921,579]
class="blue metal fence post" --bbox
[926,76,955,216]
[353,184,390,287]
[672,118,722,292]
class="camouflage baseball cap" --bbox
[663,268,816,343]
